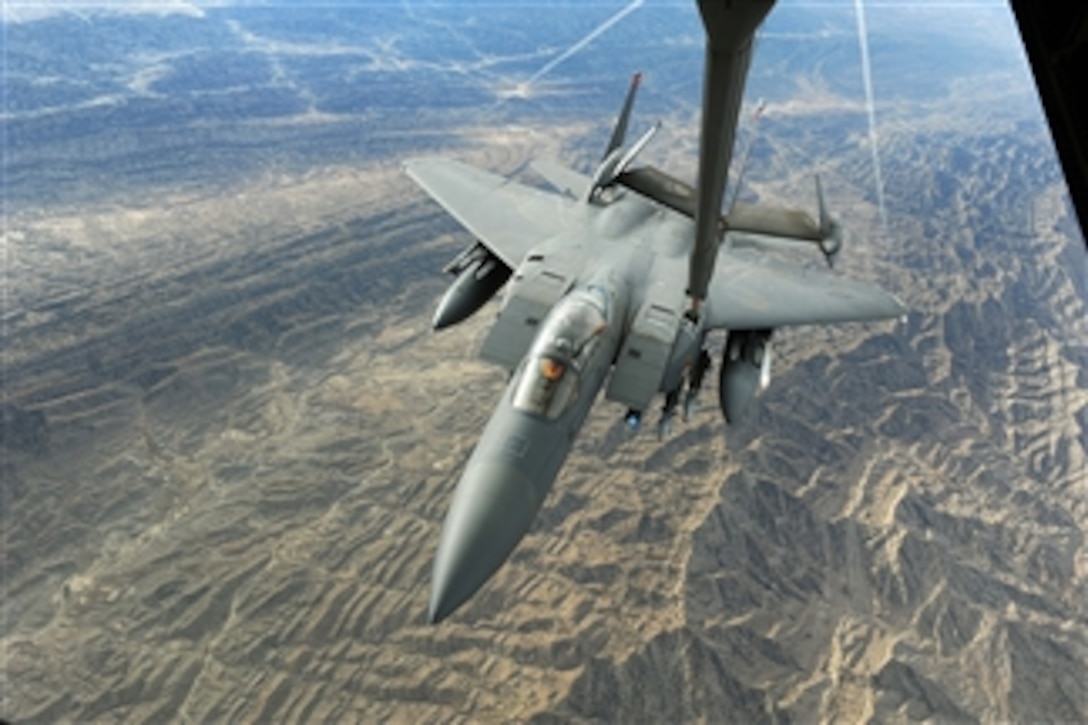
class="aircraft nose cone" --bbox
[429,462,539,624]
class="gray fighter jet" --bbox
[405,0,905,624]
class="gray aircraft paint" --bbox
[406,0,905,623]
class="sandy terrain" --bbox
[3,97,1086,723]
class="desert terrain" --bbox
[2,3,1085,721]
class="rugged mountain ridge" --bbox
[3,5,1085,720]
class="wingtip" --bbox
[403,155,445,172]
[402,156,426,177]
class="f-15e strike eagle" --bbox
[405,0,905,624]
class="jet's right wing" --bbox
[405,157,575,269]
[704,247,905,329]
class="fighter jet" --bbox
[405,0,905,624]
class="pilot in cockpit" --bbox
[539,355,566,382]
[513,289,608,419]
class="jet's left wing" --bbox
[405,157,574,268]
[705,247,905,329]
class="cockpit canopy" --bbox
[512,286,610,419]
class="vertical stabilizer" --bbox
[586,73,658,201]
[603,72,642,159]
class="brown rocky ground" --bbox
[3,107,1086,723]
